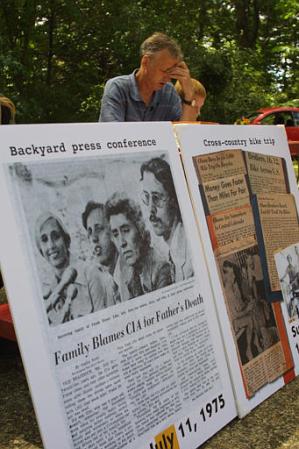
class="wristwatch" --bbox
[182,97,196,107]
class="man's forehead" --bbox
[142,170,166,192]
[87,207,106,223]
[151,49,180,69]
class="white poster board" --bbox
[0,122,236,449]
[176,123,298,417]
[275,243,299,376]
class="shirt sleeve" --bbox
[85,265,107,310]
[99,79,126,122]
[155,260,173,289]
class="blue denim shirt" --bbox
[99,71,182,122]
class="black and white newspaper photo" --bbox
[276,243,299,377]
[218,246,280,366]
[217,245,289,397]
[9,153,194,327]
[276,244,299,320]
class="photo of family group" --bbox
[277,244,299,320]
[219,246,279,365]
[9,153,194,327]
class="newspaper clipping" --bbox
[254,193,299,292]
[0,123,236,449]
[275,243,299,376]
[244,152,288,194]
[276,244,299,321]
[193,149,290,397]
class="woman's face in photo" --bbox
[110,213,141,267]
[39,218,69,269]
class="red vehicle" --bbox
[238,106,299,157]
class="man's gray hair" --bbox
[140,32,183,60]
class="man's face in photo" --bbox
[141,171,176,240]
[86,207,114,266]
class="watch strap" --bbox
[182,97,193,106]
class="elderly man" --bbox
[105,193,172,301]
[82,201,120,309]
[140,157,194,282]
[99,32,195,122]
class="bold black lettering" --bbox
[10,146,17,156]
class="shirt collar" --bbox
[129,70,142,101]
[129,70,161,107]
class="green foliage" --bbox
[0,0,298,124]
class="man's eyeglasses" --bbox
[141,191,168,208]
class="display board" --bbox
[0,122,236,449]
[176,123,297,417]
[275,243,299,376]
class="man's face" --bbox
[110,213,140,267]
[141,171,176,240]
[86,208,114,266]
[143,49,180,92]
[39,218,68,269]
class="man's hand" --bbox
[167,61,197,121]
[167,61,193,100]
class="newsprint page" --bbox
[0,122,236,449]
[275,243,299,376]
[176,124,298,417]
